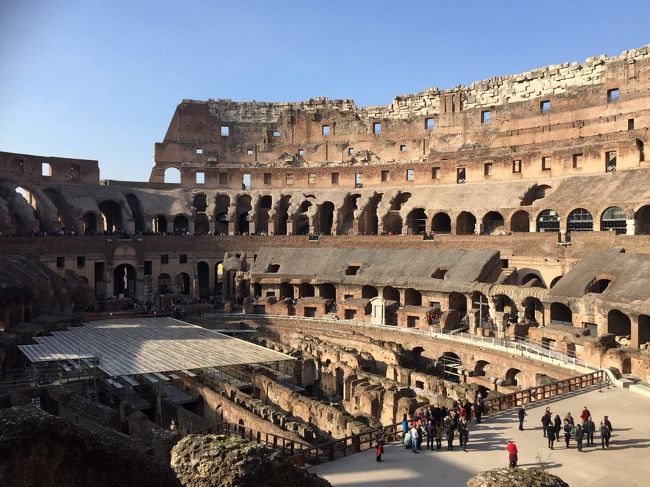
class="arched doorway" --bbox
[177,273,191,295]
[456,212,476,235]
[99,201,123,233]
[473,360,491,377]
[431,212,451,234]
[438,352,462,383]
[504,368,522,387]
[275,195,291,235]
[294,201,312,235]
[482,211,505,235]
[317,201,335,235]
[319,283,336,300]
[550,303,572,325]
[279,282,294,299]
[214,262,224,295]
[406,208,427,235]
[113,264,136,297]
[362,285,378,299]
[158,273,171,294]
[125,194,145,234]
[523,297,544,325]
[152,215,167,234]
[299,283,315,298]
[449,292,467,315]
[83,212,98,234]
[197,261,210,298]
[164,167,181,183]
[383,212,403,234]
[635,205,650,234]
[601,206,627,234]
[257,195,272,234]
[173,215,189,235]
[536,209,560,232]
[236,195,252,234]
[382,286,400,304]
[608,309,631,337]
[567,208,593,232]
[404,288,422,306]
[194,213,209,235]
[510,210,530,232]
[214,195,230,235]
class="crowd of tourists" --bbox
[533,405,613,451]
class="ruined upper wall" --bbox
[192,44,650,122]
[0,151,100,185]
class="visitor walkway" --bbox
[311,386,650,487]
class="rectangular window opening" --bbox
[406,168,414,181]
[286,173,294,185]
[400,144,407,152]
[345,265,360,276]
[272,130,281,137]
[373,122,382,135]
[42,162,52,177]
[348,148,354,156]
[607,88,620,102]
[432,167,440,179]
[219,172,228,185]
[179,254,187,264]
[606,151,617,172]
[196,172,205,184]
[572,153,583,169]
[322,124,330,136]
[161,255,169,264]
[263,173,272,185]
[308,173,316,185]
[456,167,466,184]
[266,264,280,273]
[331,172,339,185]
[512,160,521,173]
[196,148,203,154]
[481,110,491,124]
[242,173,251,190]
[56,257,65,268]
[540,100,551,113]
[628,118,635,130]
[542,156,551,171]
[381,170,390,182]
[298,148,304,156]
[354,172,363,188]
[247,148,254,156]
[425,117,435,129]
[76,256,85,267]
[484,162,493,176]
[220,126,229,137]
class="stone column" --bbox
[631,315,640,349]
[286,219,294,235]
[626,219,636,235]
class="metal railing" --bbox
[203,313,584,371]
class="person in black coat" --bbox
[583,416,596,446]
[517,405,527,430]
[541,408,552,438]
[547,423,556,449]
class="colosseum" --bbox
[2,43,650,486]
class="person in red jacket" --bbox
[580,406,591,424]
[507,440,518,468]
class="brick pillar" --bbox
[626,219,636,235]
[631,315,640,349]
[286,219,294,235]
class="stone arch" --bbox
[550,276,563,288]
[639,314,650,347]
[608,309,631,337]
[124,194,145,233]
[456,211,476,235]
[338,194,360,235]
[431,212,451,233]
[279,282,294,300]
[294,200,312,235]
[504,368,522,387]
[113,263,136,297]
[274,195,291,235]
[361,285,378,299]
[152,215,167,234]
[236,195,252,234]
[164,167,181,184]
[382,212,402,234]
[192,193,208,212]
[449,292,467,315]
[197,261,210,298]
[438,352,462,383]
[173,214,189,235]
[521,272,545,288]
[634,204,650,234]
[567,208,593,232]
[214,195,230,235]
[98,200,124,233]
[473,360,491,377]
[404,288,422,306]
[256,195,272,234]
[299,283,315,298]
[493,294,516,314]
[158,273,171,294]
[482,211,505,235]
[536,209,560,232]
[600,206,627,234]
[319,283,336,300]
[510,210,530,232]
[382,286,400,305]
[406,208,427,235]
[317,201,335,235]
[302,358,317,387]
[214,262,224,294]
[82,212,99,234]
[177,272,191,295]
[358,193,382,235]
[523,297,544,325]
[43,187,75,232]
[194,213,209,234]
[550,302,572,325]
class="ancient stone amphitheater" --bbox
[1,43,650,486]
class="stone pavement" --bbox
[311,385,650,486]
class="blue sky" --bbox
[1,0,650,181]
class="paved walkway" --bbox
[312,386,650,486]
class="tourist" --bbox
[541,408,552,438]
[416,420,424,450]
[445,417,455,450]
[375,432,385,462]
[425,419,435,451]
[410,423,420,453]
[553,414,562,435]
[600,415,613,449]
[583,416,596,446]
[435,420,443,450]
[507,440,518,468]
[564,412,575,426]
[547,423,556,449]
[563,420,572,448]
[580,406,591,424]
[401,414,408,439]
[458,417,469,452]
[517,405,527,431]
[403,423,412,450]
[475,395,484,424]
[575,424,584,452]
[463,399,473,422]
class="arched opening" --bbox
[567,208,593,232]
[152,215,167,234]
[382,286,400,304]
[280,282,294,300]
[550,276,563,288]
[608,309,631,337]
[275,195,290,235]
[299,283,315,298]
[173,215,189,235]
[192,194,208,212]
[294,200,312,235]
[449,292,467,315]
[406,208,427,235]
[473,360,491,377]
[521,273,545,288]
[523,297,544,325]
[164,167,181,184]
[504,368,522,387]
[438,352,462,383]
[158,273,171,294]
[99,201,123,233]
[361,285,378,299]
[335,367,344,398]
[214,195,230,235]
[510,210,530,232]
[214,262,224,295]
[550,302,572,325]
[194,213,209,235]
[404,288,422,306]
[456,212,476,235]
[338,194,359,235]
[472,291,489,325]
[634,205,650,234]
[236,195,252,234]
[358,194,382,235]
[252,282,262,298]
[124,194,145,234]
[113,264,136,297]
[319,283,336,300]
[197,261,210,298]
[302,359,317,387]
[536,209,560,232]
[482,211,505,235]
[15,186,37,209]
[256,195,272,234]
[493,294,516,314]
[431,212,451,234]
[639,315,650,347]
[601,206,627,234]
[177,273,191,295]
[318,201,335,235]
[382,212,402,234]
[43,187,74,232]
[587,278,611,294]
[83,212,98,234]
[521,184,552,206]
